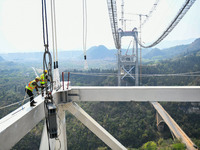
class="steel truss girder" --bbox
[0,96,45,150]
[1,86,200,149]
[67,86,200,102]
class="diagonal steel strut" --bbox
[63,102,127,150]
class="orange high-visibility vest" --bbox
[26,80,37,92]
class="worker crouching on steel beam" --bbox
[25,77,42,107]
[40,70,48,97]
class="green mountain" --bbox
[1,38,200,63]
[187,38,200,51]
[143,48,164,59]
[86,45,116,60]
[85,38,200,61]
[143,38,200,60]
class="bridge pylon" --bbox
[117,28,139,86]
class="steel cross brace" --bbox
[121,65,135,79]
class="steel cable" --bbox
[138,0,196,48]
[41,0,53,94]
[83,0,88,70]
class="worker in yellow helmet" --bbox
[25,77,42,107]
[40,70,48,97]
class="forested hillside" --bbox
[0,62,36,118]
[0,52,200,149]
[0,61,44,150]
[143,38,200,60]
[61,53,200,149]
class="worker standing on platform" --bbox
[40,70,48,97]
[25,77,41,107]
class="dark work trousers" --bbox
[25,89,34,103]
[41,84,44,97]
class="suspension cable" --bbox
[41,0,49,47]
[141,0,160,27]
[83,0,88,70]
[54,0,58,69]
[41,0,53,94]
[107,0,121,49]
[50,0,58,69]
[41,1,59,146]
[50,0,56,69]
[138,0,196,48]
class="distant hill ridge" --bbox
[86,38,200,60]
[0,38,199,62]
[86,45,116,60]
[143,38,200,60]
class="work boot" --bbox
[30,103,36,107]
[32,100,37,104]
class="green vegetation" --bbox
[0,51,200,149]
[141,141,157,150]
[0,62,36,118]
[0,61,43,150]
[63,53,200,149]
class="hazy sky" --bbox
[0,0,200,53]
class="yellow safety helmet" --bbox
[45,70,48,73]
[35,76,40,81]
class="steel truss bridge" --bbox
[0,85,200,150]
[0,0,199,150]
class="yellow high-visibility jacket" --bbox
[40,74,47,84]
[26,80,37,92]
